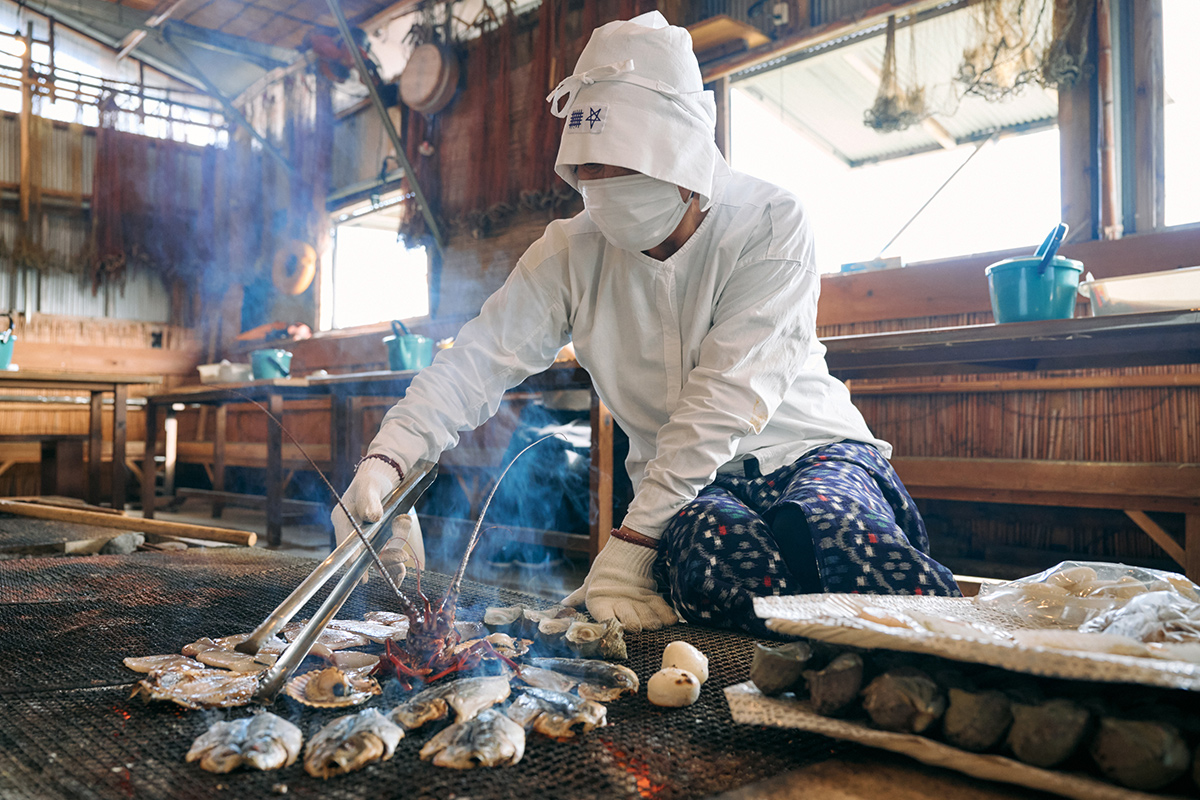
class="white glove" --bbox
[332,458,400,546]
[378,511,424,586]
[563,536,678,633]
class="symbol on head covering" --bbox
[569,109,584,129]
[586,107,602,128]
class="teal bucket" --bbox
[384,320,433,371]
[385,334,434,371]
[986,255,1084,323]
[251,348,292,380]
[0,314,13,370]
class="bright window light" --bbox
[326,225,429,329]
[731,88,1061,272]
[1163,0,1200,227]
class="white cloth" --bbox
[367,170,889,538]
[549,11,727,211]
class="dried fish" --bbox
[211,633,289,656]
[861,667,944,733]
[506,687,607,737]
[123,655,205,674]
[527,657,639,702]
[186,713,302,773]
[325,619,409,644]
[750,642,811,696]
[280,623,371,651]
[303,708,404,779]
[133,667,259,710]
[419,709,525,769]
[389,676,512,731]
[514,666,580,694]
[362,610,409,627]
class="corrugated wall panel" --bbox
[0,114,17,185]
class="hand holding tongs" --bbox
[239,459,438,701]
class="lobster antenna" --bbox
[226,389,416,613]
[446,432,566,597]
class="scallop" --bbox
[284,667,380,708]
[661,641,708,684]
[647,668,701,707]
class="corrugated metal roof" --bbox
[733,3,1058,165]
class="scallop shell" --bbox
[284,668,381,708]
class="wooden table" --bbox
[822,308,1200,379]
[141,379,319,547]
[0,370,162,510]
[309,362,612,557]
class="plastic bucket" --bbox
[251,348,292,380]
[385,334,434,371]
[986,255,1084,323]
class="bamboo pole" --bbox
[0,500,257,546]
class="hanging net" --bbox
[956,0,1092,101]
[864,15,927,133]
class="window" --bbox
[1163,0,1200,227]
[321,196,430,330]
[729,4,1061,272]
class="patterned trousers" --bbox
[653,441,961,636]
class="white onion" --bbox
[661,641,709,684]
[647,668,701,707]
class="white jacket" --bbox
[369,170,889,538]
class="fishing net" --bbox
[864,15,927,133]
[956,0,1093,101]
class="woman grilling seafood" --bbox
[333,12,960,636]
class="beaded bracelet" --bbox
[357,453,404,481]
[609,526,659,550]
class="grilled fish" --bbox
[133,668,259,709]
[506,687,607,738]
[389,675,511,731]
[527,657,639,702]
[419,708,525,769]
[303,708,404,779]
[123,655,205,674]
[514,665,579,694]
[186,712,302,773]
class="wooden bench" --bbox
[0,434,88,498]
[892,457,1200,579]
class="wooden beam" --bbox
[1124,509,1185,567]
[893,457,1200,502]
[589,392,614,561]
[0,499,257,546]
[846,373,1200,395]
[18,23,32,225]
[14,341,203,376]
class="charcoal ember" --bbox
[943,687,1012,752]
[1007,698,1091,768]
[803,652,864,716]
[1090,718,1190,791]
[749,641,811,696]
[860,667,944,733]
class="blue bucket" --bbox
[986,255,1083,323]
[384,320,433,371]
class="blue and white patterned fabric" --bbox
[653,441,961,636]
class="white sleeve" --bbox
[366,250,572,475]
[620,255,820,538]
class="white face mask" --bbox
[580,173,692,253]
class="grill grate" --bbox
[0,550,848,799]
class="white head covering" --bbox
[548,11,730,210]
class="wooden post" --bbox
[212,404,227,518]
[266,392,284,547]
[111,384,128,510]
[18,23,33,226]
[1095,0,1121,239]
[711,76,731,160]
[1133,0,1164,233]
[87,391,103,505]
[142,401,158,518]
[1187,514,1200,583]
[163,404,178,497]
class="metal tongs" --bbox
[239,459,438,701]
